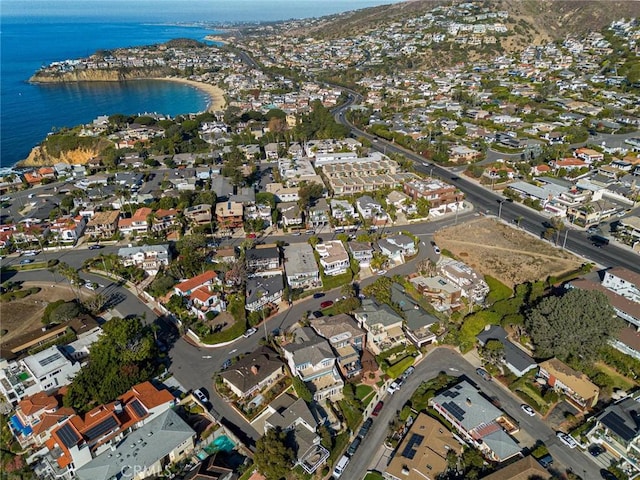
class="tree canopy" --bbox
[253,427,294,480]
[63,317,157,413]
[294,100,349,140]
[525,289,620,362]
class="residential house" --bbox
[348,241,374,267]
[537,358,599,411]
[311,314,365,378]
[378,235,416,263]
[184,204,212,226]
[174,270,220,297]
[246,274,284,312]
[283,243,321,290]
[0,346,81,405]
[575,147,604,163]
[476,325,537,377]
[386,190,414,215]
[118,207,152,237]
[384,413,463,480]
[586,391,640,478]
[8,390,75,450]
[448,145,482,163]
[541,131,567,145]
[430,380,521,463]
[153,208,180,233]
[219,346,285,398]
[215,201,244,230]
[47,215,87,243]
[214,247,237,265]
[282,327,344,401]
[245,203,273,228]
[391,283,438,348]
[550,157,589,172]
[278,202,303,228]
[437,258,489,304]
[602,267,640,303]
[403,178,464,217]
[315,240,350,276]
[480,456,550,480]
[308,198,329,228]
[266,183,300,203]
[85,210,120,239]
[409,275,463,312]
[354,298,406,355]
[355,195,388,226]
[262,393,329,474]
[73,409,194,480]
[118,244,170,275]
[246,245,281,274]
[187,283,226,320]
[329,199,355,222]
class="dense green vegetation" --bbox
[253,428,295,480]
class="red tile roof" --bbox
[175,270,218,294]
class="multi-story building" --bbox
[47,216,87,243]
[330,199,355,222]
[246,245,281,273]
[586,391,640,478]
[283,327,344,401]
[537,358,599,411]
[246,274,284,312]
[283,243,321,290]
[0,346,81,405]
[279,202,303,228]
[437,258,489,304]
[311,313,365,378]
[173,270,221,297]
[85,210,120,239]
[355,195,388,226]
[308,198,329,228]
[315,240,350,276]
[429,380,521,463]
[348,241,374,267]
[409,275,463,312]
[152,208,179,233]
[215,201,244,230]
[117,244,170,275]
[118,207,152,237]
[220,346,285,398]
[354,298,406,355]
[403,178,464,216]
[184,204,212,226]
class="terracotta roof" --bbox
[132,207,153,220]
[554,158,587,167]
[189,286,214,303]
[120,381,174,411]
[538,357,599,401]
[31,408,76,437]
[155,208,178,219]
[18,391,58,416]
[175,270,218,294]
[481,456,549,480]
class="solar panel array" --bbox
[39,352,62,367]
[401,433,424,460]
[57,423,80,448]
[601,411,636,442]
[442,390,460,398]
[85,416,119,441]
[443,401,466,422]
[129,399,147,419]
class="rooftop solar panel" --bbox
[601,412,636,442]
[129,399,147,419]
[39,352,62,367]
[401,433,424,460]
[444,402,466,422]
[57,423,80,448]
[85,416,119,441]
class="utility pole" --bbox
[562,228,569,249]
[498,200,506,220]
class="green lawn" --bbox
[364,472,384,480]
[338,399,363,432]
[355,384,373,401]
[385,356,415,379]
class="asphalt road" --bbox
[334,94,640,274]
[342,348,602,480]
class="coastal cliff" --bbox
[29,66,175,83]
[18,138,113,167]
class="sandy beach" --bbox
[156,77,226,112]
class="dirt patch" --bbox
[434,218,583,288]
[0,282,90,344]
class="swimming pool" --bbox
[197,435,236,460]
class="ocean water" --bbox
[1,0,400,168]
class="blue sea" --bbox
[1,0,399,168]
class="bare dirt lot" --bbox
[434,218,583,288]
[1,282,90,344]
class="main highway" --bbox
[333,91,640,275]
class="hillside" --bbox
[290,0,640,50]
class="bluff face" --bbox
[29,66,174,83]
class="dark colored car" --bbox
[88,244,103,250]
[313,293,325,299]
[372,401,384,417]
[358,418,373,439]
[589,445,605,457]
[537,453,553,468]
[346,437,361,456]
[320,300,334,309]
[476,367,492,381]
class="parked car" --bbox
[346,437,361,456]
[320,300,334,309]
[22,250,38,256]
[192,389,208,404]
[221,359,232,370]
[333,455,350,479]
[433,244,441,254]
[401,366,415,379]
[313,293,325,299]
[476,368,492,381]
[372,401,384,416]
[358,418,373,439]
[521,404,536,416]
[537,453,553,468]
[589,444,605,457]
[387,381,401,395]
[556,432,578,449]
[88,244,103,250]
[84,282,97,291]
[312,311,324,319]
[243,327,258,338]
[20,259,34,264]
[376,269,387,275]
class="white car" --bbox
[243,327,258,338]
[192,389,208,404]
[433,245,441,255]
[84,282,96,291]
[556,432,578,449]
[521,404,536,416]
[377,269,387,276]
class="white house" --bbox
[315,240,350,276]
